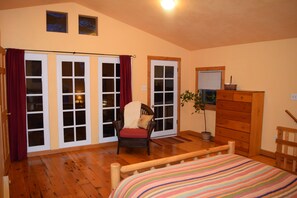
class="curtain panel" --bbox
[6,48,27,161]
[119,55,132,110]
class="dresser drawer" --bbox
[215,135,249,153]
[216,126,250,143]
[216,118,251,133]
[216,109,251,123]
[216,91,233,101]
[216,100,251,113]
[233,93,252,102]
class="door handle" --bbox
[7,113,11,116]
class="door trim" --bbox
[147,56,181,134]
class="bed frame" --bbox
[110,141,235,190]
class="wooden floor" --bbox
[8,131,275,198]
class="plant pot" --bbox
[201,131,211,141]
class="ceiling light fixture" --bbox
[161,0,176,10]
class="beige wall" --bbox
[0,3,189,149]
[181,38,297,152]
[0,2,296,153]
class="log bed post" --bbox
[228,141,235,154]
[111,163,121,190]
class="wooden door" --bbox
[0,47,10,174]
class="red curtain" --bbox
[120,55,132,110]
[6,48,27,161]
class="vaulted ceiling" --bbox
[1,0,297,50]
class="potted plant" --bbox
[180,90,211,141]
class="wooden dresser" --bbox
[215,90,264,157]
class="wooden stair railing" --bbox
[285,110,297,124]
[276,126,297,174]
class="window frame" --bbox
[195,66,225,111]
[25,53,50,152]
[78,15,98,36]
[46,10,68,33]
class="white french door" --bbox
[57,55,91,148]
[25,53,50,152]
[98,57,120,143]
[150,60,178,138]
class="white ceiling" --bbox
[1,0,297,50]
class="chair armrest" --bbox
[113,120,124,136]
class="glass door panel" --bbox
[151,60,178,138]
[25,53,50,152]
[98,57,120,143]
[57,55,90,148]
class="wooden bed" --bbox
[110,141,297,197]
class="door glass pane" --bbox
[75,79,85,93]
[102,63,114,77]
[28,131,44,146]
[116,94,120,107]
[165,80,173,91]
[154,66,163,78]
[64,128,74,142]
[116,79,120,92]
[63,112,74,126]
[27,114,44,129]
[116,108,121,120]
[154,80,163,91]
[62,62,72,76]
[27,96,43,112]
[165,93,173,104]
[165,106,173,117]
[165,66,174,78]
[76,111,85,125]
[155,120,163,131]
[103,124,115,137]
[75,95,85,109]
[103,94,114,107]
[116,64,120,77]
[154,106,163,118]
[26,61,42,76]
[76,126,86,141]
[62,79,73,93]
[63,95,73,109]
[165,118,173,130]
[103,79,114,92]
[75,62,84,76]
[103,109,114,122]
[154,93,163,105]
[26,79,42,94]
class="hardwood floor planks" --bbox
[8,131,276,198]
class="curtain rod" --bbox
[6,48,136,58]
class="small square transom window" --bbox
[79,15,98,36]
[46,11,68,33]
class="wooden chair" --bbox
[275,126,297,174]
[113,103,156,155]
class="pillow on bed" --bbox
[138,115,153,129]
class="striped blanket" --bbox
[110,154,297,198]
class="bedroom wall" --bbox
[0,3,190,149]
[181,38,297,152]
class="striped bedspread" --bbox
[110,154,297,198]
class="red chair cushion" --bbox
[120,128,148,138]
